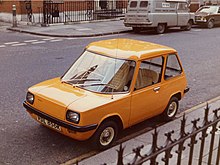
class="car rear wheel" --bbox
[182,20,192,31]
[156,24,166,34]
[162,97,179,121]
[92,121,118,150]
[207,19,214,29]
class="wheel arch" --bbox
[171,92,182,101]
[99,114,124,132]
[208,17,215,21]
[189,19,194,24]
[156,23,167,34]
[158,22,167,27]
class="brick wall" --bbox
[0,0,127,14]
[31,0,43,13]
[0,0,44,14]
[0,1,22,13]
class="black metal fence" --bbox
[110,104,220,165]
[39,0,127,25]
[20,0,33,22]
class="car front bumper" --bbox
[195,20,207,23]
[23,101,98,140]
[124,22,153,27]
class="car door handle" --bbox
[153,87,160,92]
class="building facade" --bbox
[190,0,220,11]
[1,0,219,23]
[0,0,127,23]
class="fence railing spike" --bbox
[130,145,144,164]
[202,103,210,127]
[180,113,189,138]
[213,107,220,119]
[117,144,125,165]
[164,130,176,147]
[191,118,200,131]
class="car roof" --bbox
[86,38,177,61]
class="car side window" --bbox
[178,3,187,11]
[165,54,182,80]
[130,1,137,8]
[140,1,148,8]
[135,56,163,90]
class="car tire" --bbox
[155,24,166,34]
[92,121,118,150]
[183,20,193,31]
[132,27,140,33]
[162,97,179,121]
[207,19,214,29]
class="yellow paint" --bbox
[25,39,187,141]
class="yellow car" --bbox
[23,39,189,149]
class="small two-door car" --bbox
[195,5,220,28]
[23,39,189,149]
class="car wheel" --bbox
[156,24,166,34]
[132,27,140,33]
[162,97,179,121]
[92,121,118,150]
[185,20,193,31]
[207,19,214,29]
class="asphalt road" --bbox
[1,26,220,165]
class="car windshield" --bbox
[197,6,218,14]
[62,51,135,93]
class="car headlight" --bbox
[66,110,80,124]
[26,92,34,104]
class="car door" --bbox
[177,2,190,26]
[125,0,139,23]
[137,0,149,23]
[155,2,178,26]
[126,0,149,24]
[129,55,167,126]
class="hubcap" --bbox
[167,101,177,117]
[99,127,115,146]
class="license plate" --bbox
[37,116,61,132]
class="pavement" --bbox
[62,96,220,165]
[3,19,132,37]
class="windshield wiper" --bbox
[71,78,101,82]
[62,79,116,89]
[77,83,115,88]
[62,78,101,83]
[61,80,73,86]
[70,65,98,80]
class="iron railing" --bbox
[110,104,220,165]
[20,0,33,22]
[39,0,127,25]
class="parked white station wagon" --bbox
[124,0,195,34]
